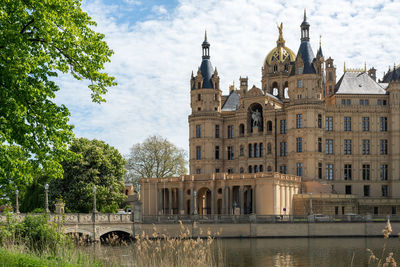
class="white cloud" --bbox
[55,0,400,157]
[152,5,168,15]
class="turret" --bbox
[325,57,336,96]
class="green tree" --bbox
[0,0,116,202]
[49,138,126,213]
[125,135,187,185]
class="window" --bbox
[248,144,252,158]
[360,99,363,105]
[259,143,264,157]
[296,163,303,177]
[362,164,370,180]
[239,168,243,174]
[378,99,387,106]
[318,163,322,179]
[280,165,287,174]
[280,120,287,134]
[280,142,287,156]
[227,146,234,160]
[273,64,278,72]
[360,99,369,105]
[296,137,303,152]
[362,117,369,132]
[197,94,201,101]
[239,124,245,136]
[267,143,272,154]
[382,185,388,197]
[227,168,234,174]
[364,185,370,197]
[227,125,234,139]
[297,79,303,88]
[362,140,370,155]
[259,165,263,173]
[254,143,258,158]
[335,206,339,215]
[344,139,352,155]
[380,117,387,131]
[380,164,388,180]
[297,67,303,74]
[196,125,201,138]
[347,99,351,105]
[325,116,333,131]
[380,139,388,155]
[215,125,220,138]
[392,206,396,215]
[365,99,369,105]
[215,146,220,160]
[325,139,333,154]
[344,164,352,180]
[341,99,351,105]
[318,114,322,128]
[326,164,334,180]
[196,146,201,160]
[239,145,244,156]
[248,165,252,173]
[374,207,379,215]
[345,185,352,195]
[254,165,258,173]
[196,168,201,174]
[215,168,220,173]
[318,138,322,152]
[267,121,273,132]
[296,114,303,128]
[344,117,351,131]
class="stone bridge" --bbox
[0,213,135,241]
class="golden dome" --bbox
[264,23,296,66]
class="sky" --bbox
[55,0,400,157]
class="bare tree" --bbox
[125,136,187,185]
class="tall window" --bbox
[254,143,258,158]
[296,137,303,152]
[196,125,201,138]
[344,139,352,155]
[259,143,264,157]
[196,146,201,160]
[364,185,370,197]
[227,125,234,139]
[325,139,333,154]
[344,117,351,131]
[362,164,370,180]
[318,163,322,179]
[326,164,334,180]
[239,145,244,156]
[296,163,303,177]
[254,165,258,173]
[196,168,201,174]
[325,116,333,131]
[380,164,388,180]
[259,165,264,173]
[362,117,369,132]
[318,138,322,152]
[267,143,272,154]
[344,164,352,180]
[380,139,388,155]
[227,146,234,160]
[248,144,252,158]
[248,165,252,173]
[239,124,245,137]
[215,125,220,138]
[362,139,370,155]
[318,114,322,128]
[280,142,287,156]
[380,117,388,131]
[280,120,287,134]
[345,185,352,194]
[297,79,303,88]
[197,94,201,101]
[382,185,388,197]
[296,114,303,128]
[215,146,220,160]
[280,165,287,174]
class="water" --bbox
[87,237,400,266]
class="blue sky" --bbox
[55,0,400,157]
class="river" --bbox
[86,237,400,266]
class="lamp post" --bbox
[44,184,50,213]
[15,189,20,214]
[93,185,98,213]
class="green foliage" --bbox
[0,0,116,200]
[126,135,187,184]
[0,248,59,267]
[50,138,127,213]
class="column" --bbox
[229,186,233,214]
[239,185,244,215]
[179,188,184,214]
[211,186,215,215]
[190,187,194,215]
[252,185,256,214]
[274,184,280,215]
[168,188,172,215]
[280,184,285,215]
[222,186,226,214]
[285,185,290,216]
[158,189,162,215]
[289,186,294,215]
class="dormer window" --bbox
[297,67,303,74]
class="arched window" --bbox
[248,165,252,173]
[267,121,273,132]
[239,124,245,137]
[284,81,289,99]
[240,167,244,174]
[284,64,289,72]
[259,143,264,157]
[273,64,278,72]
[254,143,258,158]
[259,165,263,172]
[254,165,258,173]
[267,143,272,154]
[240,145,244,156]
[272,82,279,97]
[248,144,252,158]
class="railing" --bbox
[0,213,132,224]
[141,214,399,224]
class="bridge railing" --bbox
[0,213,132,224]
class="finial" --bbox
[304,9,307,21]
[276,22,285,46]
[204,30,207,42]
[364,62,367,72]
[319,35,322,47]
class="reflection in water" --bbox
[84,237,400,267]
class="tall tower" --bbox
[189,32,223,175]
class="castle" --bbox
[140,11,400,216]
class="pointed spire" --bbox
[201,30,210,59]
[304,9,307,22]
[300,9,310,41]
[317,35,323,58]
[204,30,207,42]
